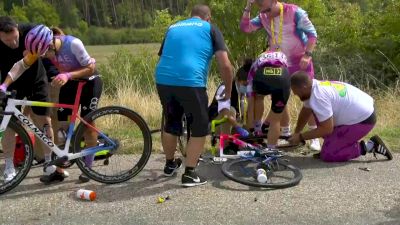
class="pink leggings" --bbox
[320,123,375,162]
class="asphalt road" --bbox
[0,153,399,225]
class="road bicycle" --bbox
[0,78,152,195]
[210,117,303,188]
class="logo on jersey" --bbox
[320,81,347,97]
[263,67,282,76]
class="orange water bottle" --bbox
[76,189,96,201]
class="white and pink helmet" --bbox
[25,25,53,55]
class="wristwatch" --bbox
[305,51,313,57]
[244,7,251,12]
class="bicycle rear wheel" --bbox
[0,117,34,194]
[221,157,302,188]
[73,106,152,184]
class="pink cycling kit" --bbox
[240,3,317,77]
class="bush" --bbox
[99,48,158,95]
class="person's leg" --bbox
[28,78,68,183]
[2,128,17,182]
[253,95,265,135]
[179,87,209,187]
[78,77,103,182]
[320,123,374,162]
[157,85,184,176]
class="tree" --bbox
[10,5,29,23]
[25,0,60,26]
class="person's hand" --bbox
[300,55,312,70]
[288,133,301,145]
[51,72,72,88]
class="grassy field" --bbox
[88,44,400,152]
[86,43,160,65]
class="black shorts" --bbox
[157,84,209,137]
[252,67,291,113]
[58,76,103,121]
[9,74,50,116]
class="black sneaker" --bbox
[79,174,90,183]
[181,170,207,187]
[370,135,393,160]
[163,158,183,177]
[40,170,65,184]
[360,140,367,155]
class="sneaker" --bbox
[360,140,369,155]
[163,158,183,177]
[181,170,207,187]
[3,168,16,183]
[61,170,70,178]
[40,166,64,184]
[309,139,321,151]
[78,173,90,183]
[370,135,393,160]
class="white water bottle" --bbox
[257,168,268,183]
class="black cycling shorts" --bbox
[58,76,103,121]
[157,84,209,137]
[9,73,50,116]
[252,67,291,114]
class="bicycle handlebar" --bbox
[211,117,228,133]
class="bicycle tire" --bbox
[0,117,34,195]
[73,106,152,184]
[221,158,302,189]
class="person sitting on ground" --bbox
[208,78,249,137]
[288,71,393,162]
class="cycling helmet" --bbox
[25,25,53,55]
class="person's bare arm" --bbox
[215,51,233,100]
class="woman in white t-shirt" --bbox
[288,71,392,162]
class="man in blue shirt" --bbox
[155,4,233,187]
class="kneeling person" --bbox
[289,71,392,162]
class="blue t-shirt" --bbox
[155,17,227,87]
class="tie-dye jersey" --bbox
[50,35,95,73]
[240,3,317,71]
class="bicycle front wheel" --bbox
[73,106,152,184]
[0,117,34,194]
[221,158,302,189]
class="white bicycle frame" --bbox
[0,98,111,162]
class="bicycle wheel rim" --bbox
[74,106,152,184]
[221,158,302,188]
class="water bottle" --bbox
[257,168,268,183]
[76,189,97,201]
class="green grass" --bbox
[86,43,160,65]
[370,126,400,152]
